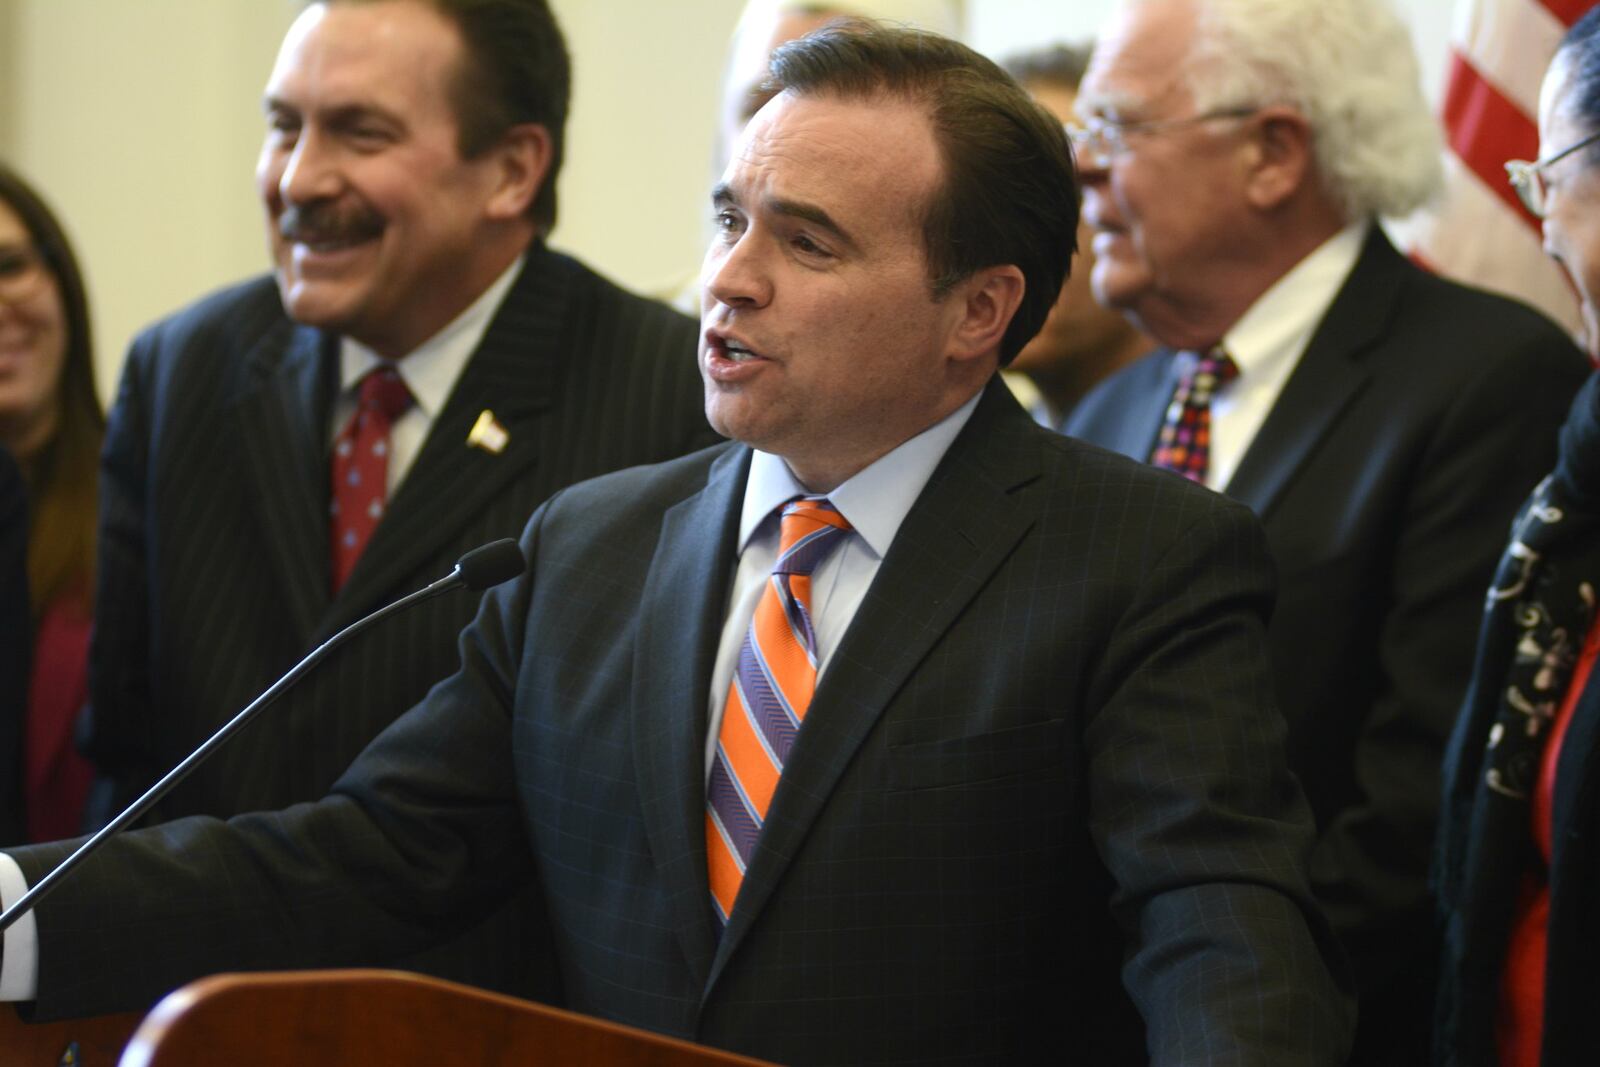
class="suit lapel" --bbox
[232,317,337,643]
[318,249,571,638]
[632,445,750,990]
[1076,349,1175,461]
[1223,227,1401,517]
[708,382,1041,979]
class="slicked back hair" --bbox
[766,21,1080,366]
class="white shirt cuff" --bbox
[0,852,40,1000]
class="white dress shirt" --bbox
[1193,220,1369,491]
[702,391,982,775]
[330,253,524,493]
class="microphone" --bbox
[0,538,527,932]
[454,538,526,591]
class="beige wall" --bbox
[2,0,299,403]
[0,0,1456,407]
[0,0,749,404]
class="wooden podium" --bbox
[3,970,774,1066]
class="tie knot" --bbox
[358,366,413,422]
[775,497,852,577]
[1190,348,1239,393]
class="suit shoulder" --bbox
[1042,426,1258,522]
[543,441,741,520]
[1392,261,1580,367]
[128,274,290,364]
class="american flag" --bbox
[1407,0,1589,338]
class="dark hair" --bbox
[999,41,1094,93]
[330,0,571,235]
[1561,4,1600,160]
[0,161,103,619]
[768,21,1079,366]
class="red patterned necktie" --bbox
[1149,348,1239,484]
[706,497,853,925]
[330,366,413,593]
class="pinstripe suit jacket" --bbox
[77,244,716,993]
[18,381,1353,1064]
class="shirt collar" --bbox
[338,252,525,417]
[737,390,983,560]
[1219,219,1368,375]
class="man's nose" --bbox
[703,232,773,310]
[276,130,343,206]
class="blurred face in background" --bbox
[717,8,841,174]
[0,198,67,457]
[257,0,526,358]
[1536,50,1600,358]
[1009,78,1153,411]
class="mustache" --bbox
[277,200,384,244]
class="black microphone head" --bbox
[456,539,527,591]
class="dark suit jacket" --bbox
[1435,372,1600,1066]
[1063,226,1589,1060]
[0,447,27,845]
[17,382,1353,1065]
[78,243,718,993]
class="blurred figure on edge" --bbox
[1436,7,1600,1065]
[0,163,101,844]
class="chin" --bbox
[277,279,360,333]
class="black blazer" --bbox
[17,382,1354,1065]
[79,244,718,992]
[1435,372,1600,1065]
[1063,225,1589,1059]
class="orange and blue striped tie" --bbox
[706,497,852,925]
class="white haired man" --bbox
[1061,0,1590,1060]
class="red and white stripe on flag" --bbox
[1406,0,1589,339]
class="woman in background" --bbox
[1435,5,1600,1064]
[0,162,102,842]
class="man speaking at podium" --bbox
[0,22,1352,1065]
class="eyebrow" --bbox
[711,182,860,252]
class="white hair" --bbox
[1179,0,1442,220]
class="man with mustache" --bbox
[77,0,714,996]
[1,22,1350,1064]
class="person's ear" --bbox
[483,123,553,221]
[1242,106,1316,211]
[946,264,1026,366]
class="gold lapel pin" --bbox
[467,409,509,455]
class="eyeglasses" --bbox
[1064,108,1258,169]
[1505,128,1600,219]
[0,245,48,304]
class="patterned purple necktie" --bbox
[705,497,852,925]
[1149,348,1239,484]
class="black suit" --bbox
[1063,226,1589,1059]
[17,382,1352,1064]
[79,244,718,993]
